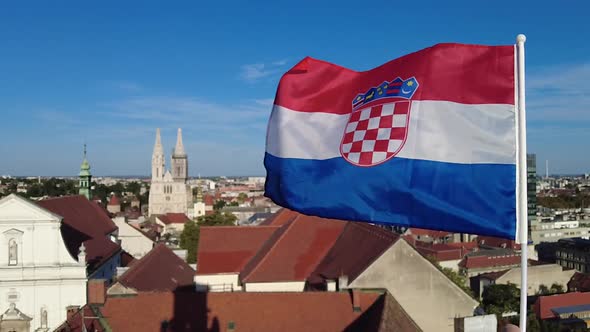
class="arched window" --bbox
[8,239,17,266]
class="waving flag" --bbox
[264,43,517,239]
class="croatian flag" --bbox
[264,43,517,239]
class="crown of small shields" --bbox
[353,77,419,109]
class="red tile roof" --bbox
[415,245,463,261]
[241,215,346,283]
[38,195,117,236]
[59,290,413,332]
[157,213,191,225]
[203,194,215,206]
[568,272,590,292]
[118,244,194,291]
[446,241,479,251]
[477,235,521,250]
[37,195,120,273]
[407,227,453,239]
[534,292,590,320]
[309,222,399,286]
[413,241,476,262]
[108,194,120,206]
[196,226,280,275]
[459,253,521,269]
[55,306,107,332]
[259,208,299,226]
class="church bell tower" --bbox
[171,128,188,182]
[78,144,92,200]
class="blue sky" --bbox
[0,1,588,176]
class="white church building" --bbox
[148,128,192,217]
[0,194,86,332]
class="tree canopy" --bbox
[197,211,237,226]
[180,220,199,264]
[536,283,564,295]
[481,283,520,317]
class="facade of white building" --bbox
[148,128,192,216]
[112,216,154,259]
[0,195,86,332]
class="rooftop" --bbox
[535,292,590,320]
[568,272,590,292]
[240,215,346,283]
[37,195,120,273]
[196,226,280,275]
[309,222,399,286]
[57,289,421,332]
[459,251,521,269]
[118,244,194,292]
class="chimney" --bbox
[88,279,107,305]
[338,275,349,290]
[66,305,80,320]
[326,280,337,291]
[351,289,361,312]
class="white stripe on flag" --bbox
[266,101,516,165]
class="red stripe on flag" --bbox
[274,44,515,115]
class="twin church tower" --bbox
[148,128,192,216]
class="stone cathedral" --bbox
[148,128,192,216]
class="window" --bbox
[8,239,17,266]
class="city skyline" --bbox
[1,1,589,176]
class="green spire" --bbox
[79,144,91,176]
[79,144,92,199]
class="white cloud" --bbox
[527,62,590,122]
[101,96,271,141]
[272,59,288,66]
[239,60,288,82]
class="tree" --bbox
[197,211,237,226]
[424,255,475,299]
[537,284,550,295]
[527,313,541,332]
[482,284,520,317]
[180,220,199,264]
[213,200,226,211]
[537,283,564,295]
[125,181,141,196]
[237,193,248,204]
[549,283,564,294]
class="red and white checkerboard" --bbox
[340,101,410,166]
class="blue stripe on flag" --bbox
[264,153,516,239]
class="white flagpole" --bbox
[516,33,528,331]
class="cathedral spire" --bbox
[173,128,186,157]
[79,144,92,200]
[153,128,164,155]
[152,128,165,180]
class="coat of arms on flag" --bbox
[340,77,419,166]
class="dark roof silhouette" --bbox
[119,244,194,291]
[38,195,120,273]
